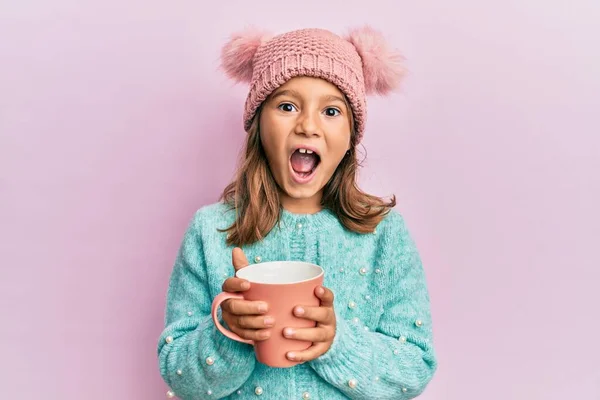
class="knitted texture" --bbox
[245,28,368,140]
[158,202,438,400]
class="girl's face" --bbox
[259,77,352,213]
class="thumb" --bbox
[232,247,249,272]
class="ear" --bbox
[220,27,272,83]
[345,25,406,95]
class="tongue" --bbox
[291,151,318,173]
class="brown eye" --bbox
[324,107,341,117]
[278,103,297,112]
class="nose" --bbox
[294,109,322,138]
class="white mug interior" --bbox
[236,261,323,284]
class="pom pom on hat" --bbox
[220,27,272,83]
[345,25,405,95]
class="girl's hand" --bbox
[221,248,275,342]
[283,286,336,362]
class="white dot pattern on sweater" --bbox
[157,202,437,399]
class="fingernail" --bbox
[317,287,325,295]
[294,306,304,316]
[283,328,294,337]
[287,352,296,360]
[258,303,268,313]
[241,282,250,290]
[264,316,274,326]
[260,331,270,339]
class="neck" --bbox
[280,191,323,214]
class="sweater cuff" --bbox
[309,313,370,373]
[205,314,255,361]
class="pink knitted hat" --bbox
[220,26,405,143]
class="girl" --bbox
[158,26,438,400]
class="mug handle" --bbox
[211,292,255,345]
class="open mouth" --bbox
[290,147,321,183]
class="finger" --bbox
[283,326,332,342]
[235,314,275,329]
[232,247,249,272]
[286,342,330,362]
[229,325,272,342]
[222,299,269,315]
[292,305,333,324]
[222,277,251,292]
[315,286,334,307]
[222,313,270,340]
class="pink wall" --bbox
[1,0,599,398]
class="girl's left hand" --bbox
[283,286,337,362]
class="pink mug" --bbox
[211,261,324,368]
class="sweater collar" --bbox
[278,207,339,230]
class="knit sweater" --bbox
[158,202,438,400]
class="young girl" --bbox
[158,26,438,400]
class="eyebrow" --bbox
[270,89,346,105]
[322,94,346,104]
[270,89,301,101]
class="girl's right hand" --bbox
[220,248,275,342]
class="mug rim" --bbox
[235,260,324,285]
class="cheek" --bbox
[322,145,349,177]
[324,128,351,166]
[325,152,346,173]
[329,119,351,150]
[259,129,287,172]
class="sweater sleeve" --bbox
[157,211,256,399]
[309,212,438,400]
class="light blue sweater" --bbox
[158,202,437,399]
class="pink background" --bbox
[1,0,599,399]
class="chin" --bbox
[283,184,321,200]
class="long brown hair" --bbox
[220,104,396,246]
